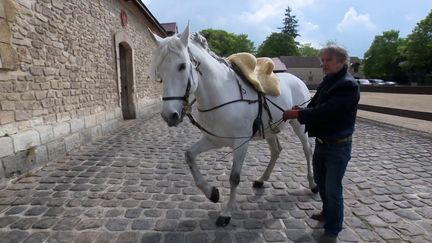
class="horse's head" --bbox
[150,25,198,127]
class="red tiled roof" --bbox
[279,56,321,68]
[271,57,287,72]
[161,22,178,35]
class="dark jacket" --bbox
[297,66,360,139]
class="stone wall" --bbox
[286,67,324,85]
[0,0,163,181]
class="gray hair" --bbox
[319,44,350,66]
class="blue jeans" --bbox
[313,140,352,236]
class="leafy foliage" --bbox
[363,30,407,83]
[298,43,319,57]
[199,29,255,57]
[399,10,432,85]
[256,33,299,57]
[279,7,299,39]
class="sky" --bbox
[143,0,432,58]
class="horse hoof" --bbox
[311,186,319,194]
[253,181,264,188]
[216,216,231,227]
[209,187,219,203]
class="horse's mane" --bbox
[150,32,228,81]
[190,33,228,65]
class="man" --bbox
[283,45,360,243]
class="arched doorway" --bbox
[119,42,136,119]
[114,31,136,119]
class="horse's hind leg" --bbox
[253,136,282,188]
[186,137,222,203]
[216,143,248,227]
[289,120,317,193]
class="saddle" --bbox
[227,52,281,96]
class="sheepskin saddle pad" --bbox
[227,52,281,96]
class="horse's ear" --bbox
[148,28,163,45]
[179,23,190,47]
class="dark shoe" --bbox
[319,234,337,243]
[310,211,325,222]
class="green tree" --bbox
[199,29,255,57]
[298,43,319,57]
[363,30,407,83]
[279,7,299,39]
[256,33,299,57]
[399,10,432,85]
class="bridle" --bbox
[161,66,193,120]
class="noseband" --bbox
[161,64,194,119]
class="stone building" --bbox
[277,56,364,85]
[0,0,167,181]
[279,56,323,85]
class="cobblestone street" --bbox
[0,115,431,243]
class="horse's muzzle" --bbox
[161,111,182,127]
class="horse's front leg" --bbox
[290,120,317,193]
[186,137,221,203]
[216,143,248,227]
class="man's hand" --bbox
[283,109,299,121]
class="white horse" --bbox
[150,25,316,227]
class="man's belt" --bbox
[316,136,352,144]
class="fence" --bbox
[307,85,432,121]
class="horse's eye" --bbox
[178,63,186,71]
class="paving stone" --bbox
[377,211,401,224]
[243,219,263,229]
[76,218,104,230]
[10,217,38,230]
[285,229,313,242]
[95,232,117,243]
[199,219,218,230]
[131,219,154,230]
[140,232,161,243]
[338,228,361,242]
[164,232,185,243]
[375,227,401,241]
[105,219,129,231]
[23,232,50,243]
[364,214,387,227]
[393,222,425,236]
[283,218,306,229]
[43,207,65,217]
[32,217,58,229]
[263,219,284,229]
[105,208,124,217]
[74,231,99,243]
[48,231,75,243]
[263,230,287,242]
[349,228,379,242]
[182,232,206,243]
[394,209,423,220]
[125,208,142,218]
[154,219,178,231]
[53,217,80,230]
[24,207,48,216]
[0,230,29,243]
[166,209,182,219]
[144,209,163,218]
[0,216,19,227]
[62,204,81,214]
[235,231,263,243]
[116,232,140,243]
